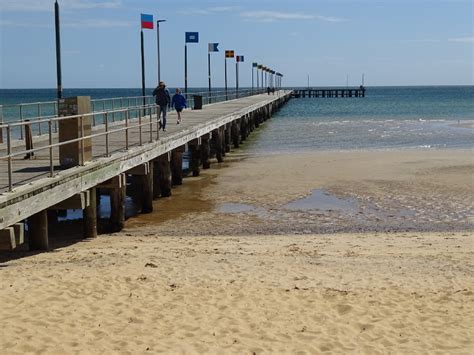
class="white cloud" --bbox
[63,19,132,28]
[0,0,122,12]
[207,6,240,13]
[0,20,50,28]
[178,6,241,16]
[240,11,345,23]
[448,37,474,43]
[400,39,440,43]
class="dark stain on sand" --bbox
[124,171,218,229]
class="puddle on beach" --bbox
[283,189,360,214]
[216,202,268,218]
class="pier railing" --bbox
[0,88,265,141]
[0,104,161,192]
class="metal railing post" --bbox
[19,105,24,140]
[156,106,159,141]
[0,105,3,144]
[125,110,129,150]
[112,99,115,122]
[7,126,13,191]
[105,112,109,157]
[54,103,58,133]
[49,120,54,177]
[138,109,143,146]
[80,116,85,166]
[38,104,42,135]
[149,106,153,143]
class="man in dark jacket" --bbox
[152,81,171,131]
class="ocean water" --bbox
[248,86,474,151]
[1,86,473,150]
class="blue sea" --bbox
[249,86,474,151]
[1,86,473,150]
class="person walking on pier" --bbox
[153,81,171,131]
[267,86,271,95]
[171,88,187,124]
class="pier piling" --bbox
[157,153,172,197]
[29,210,49,250]
[171,146,185,185]
[83,187,97,238]
[200,134,211,169]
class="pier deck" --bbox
[0,91,291,232]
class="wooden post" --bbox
[142,161,153,213]
[158,153,172,197]
[231,120,240,148]
[153,161,161,199]
[171,147,185,185]
[224,124,231,153]
[220,126,226,157]
[29,210,48,250]
[212,129,224,163]
[83,187,97,238]
[200,134,211,169]
[240,117,247,141]
[110,183,125,232]
[188,141,201,177]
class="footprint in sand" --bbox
[336,304,353,315]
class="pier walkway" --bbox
[0,91,291,250]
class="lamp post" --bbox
[156,19,166,84]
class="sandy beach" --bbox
[0,149,473,354]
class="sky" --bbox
[0,0,473,88]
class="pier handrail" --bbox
[0,104,160,192]
[0,88,265,141]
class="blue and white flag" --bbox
[208,43,219,52]
[185,32,199,43]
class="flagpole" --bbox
[141,29,146,106]
[251,65,254,94]
[224,57,228,100]
[256,67,259,92]
[184,44,188,95]
[208,51,211,103]
[156,20,166,84]
[54,0,63,100]
[261,69,264,90]
[235,61,238,98]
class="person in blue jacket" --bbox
[171,88,187,124]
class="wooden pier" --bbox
[0,91,291,251]
[291,86,366,98]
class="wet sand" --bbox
[127,149,474,235]
[0,149,473,354]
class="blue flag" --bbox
[208,43,219,52]
[185,32,199,43]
